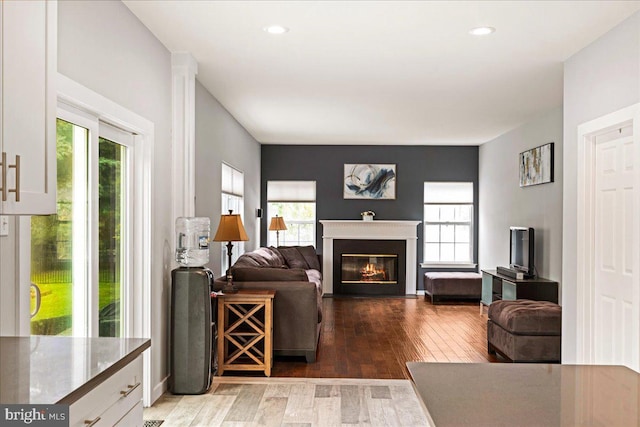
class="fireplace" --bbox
[320,220,420,295]
[342,254,398,284]
[333,239,406,295]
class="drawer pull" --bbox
[0,152,6,201]
[84,416,101,426]
[120,382,141,397]
[8,154,20,202]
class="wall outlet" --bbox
[0,216,8,236]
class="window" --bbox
[221,163,244,272]
[30,112,134,337]
[423,182,474,266]
[267,181,316,247]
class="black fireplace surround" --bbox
[333,239,406,296]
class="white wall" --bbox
[58,0,172,401]
[479,107,563,282]
[0,217,19,334]
[562,11,640,363]
[194,80,261,277]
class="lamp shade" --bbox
[213,213,249,242]
[268,215,287,231]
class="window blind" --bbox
[267,181,316,202]
[424,182,473,203]
[222,163,244,196]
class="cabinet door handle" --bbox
[8,154,20,202]
[0,152,6,201]
[120,381,141,397]
[84,416,101,426]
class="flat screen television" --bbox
[509,226,535,277]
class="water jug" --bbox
[175,217,210,267]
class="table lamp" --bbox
[268,215,287,246]
[213,210,249,292]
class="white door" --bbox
[593,125,637,367]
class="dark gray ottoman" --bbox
[424,272,482,304]
[487,299,561,363]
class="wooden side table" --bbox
[217,289,275,376]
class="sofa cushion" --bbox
[278,246,310,269]
[488,299,561,336]
[231,267,308,282]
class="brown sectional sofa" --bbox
[213,246,322,363]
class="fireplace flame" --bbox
[360,263,388,281]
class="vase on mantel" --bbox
[361,211,375,221]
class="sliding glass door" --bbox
[30,109,134,337]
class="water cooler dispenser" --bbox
[169,217,216,394]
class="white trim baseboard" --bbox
[150,375,169,407]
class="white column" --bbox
[171,52,198,221]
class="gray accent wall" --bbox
[479,107,563,281]
[261,145,479,291]
[562,11,640,363]
[194,80,261,277]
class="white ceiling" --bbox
[123,1,640,145]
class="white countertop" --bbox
[0,336,150,405]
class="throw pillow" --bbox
[278,246,310,270]
[233,253,263,268]
[267,246,287,267]
[296,245,321,271]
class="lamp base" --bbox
[223,282,238,294]
[223,271,238,294]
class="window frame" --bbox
[266,201,317,247]
[45,73,153,405]
[221,163,245,273]
[421,182,476,268]
[266,180,317,248]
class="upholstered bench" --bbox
[487,299,561,363]
[424,272,482,304]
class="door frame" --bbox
[576,102,640,371]
[56,73,154,405]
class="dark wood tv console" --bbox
[480,269,558,314]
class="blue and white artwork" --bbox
[344,164,396,199]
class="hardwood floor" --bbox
[270,296,499,379]
[145,297,498,424]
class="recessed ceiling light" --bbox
[264,25,289,35]
[469,26,495,36]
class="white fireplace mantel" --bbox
[320,220,421,295]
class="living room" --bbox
[0,1,639,425]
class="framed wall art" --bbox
[519,142,554,187]
[344,164,396,199]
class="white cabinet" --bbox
[69,355,144,427]
[0,0,56,215]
